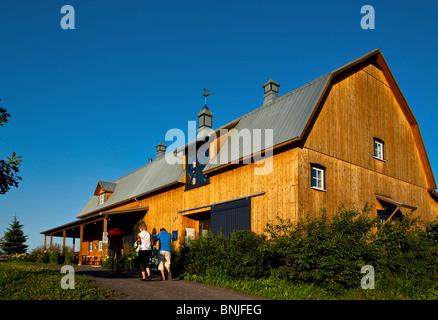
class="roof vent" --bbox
[262,78,280,105]
[156,141,167,159]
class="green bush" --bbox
[28,245,74,264]
[223,230,270,279]
[31,246,49,263]
[374,216,438,281]
[266,204,377,291]
[47,244,63,264]
[182,231,228,277]
[178,230,270,280]
[176,204,438,298]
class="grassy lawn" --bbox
[184,273,438,300]
[0,262,117,300]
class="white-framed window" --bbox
[311,164,326,191]
[99,192,106,205]
[98,241,103,251]
[374,138,384,161]
[89,241,93,252]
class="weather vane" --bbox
[203,88,212,105]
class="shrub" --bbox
[265,204,377,291]
[29,245,74,264]
[175,204,438,298]
[48,244,63,264]
[182,231,228,277]
[29,246,50,263]
[223,230,270,279]
[374,216,438,281]
[63,246,74,265]
[101,243,139,270]
[177,230,270,280]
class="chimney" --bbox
[262,78,280,105]
[156,141,167,158]
[197,105,214,133]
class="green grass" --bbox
[184,274,331,299]
[183,273,438,300]
[0,262,117,300]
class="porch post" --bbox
[43,235,47,250]
[62,230,66,253]
[78,225,84,265]
[50,234,53,249]
[102,216,108,260]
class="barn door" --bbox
[210,198,251,237]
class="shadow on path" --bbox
[54,265,267,300]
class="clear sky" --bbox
[0,0,437,251]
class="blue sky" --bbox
[0,0,437,251]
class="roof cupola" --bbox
[262,78,280,104]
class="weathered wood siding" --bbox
[302,63,438,220]
[139,148,300,240]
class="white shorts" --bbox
[158,250,171,270]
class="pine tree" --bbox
[0,215,28,254]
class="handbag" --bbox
[133,242,140,257]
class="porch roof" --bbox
[41,206,148,237]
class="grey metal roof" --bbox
[97,181,117,193]
[203,73,331,172]
[76,49,388,218]
[197,105,214,117]
[203,49,385,173]
[77,156,184,218]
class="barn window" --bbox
[99,193,106,205]
[374,138,384,161]
[311,164,326,191]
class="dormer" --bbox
[94,180,117,205]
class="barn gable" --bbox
[302,49,436,193]
[202,49,436,195]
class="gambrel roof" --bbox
[76,48,437,219]
[203,48,436,192]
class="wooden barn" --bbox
[41,49,438,265]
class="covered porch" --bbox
[41,207,148,265]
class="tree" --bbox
[0,215,28,254]
[0,99,22,194]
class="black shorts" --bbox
[139,250,152,270]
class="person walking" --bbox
[137,222,153,281]
[155,228,172,280]
[107,227,124,275]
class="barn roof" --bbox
[76,48,436,219]
[203,48,436,192]
[77,156,185,218]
